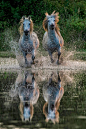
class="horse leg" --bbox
[31,49,35,64]
[23,72,28,86]
[58,73,61,83]
[22,51,28,65]
[57,47,61,64]
[48,50,54,63]
[32,74,35,88]
[57,72,61,89]
[49,73,53,84]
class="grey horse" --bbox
[9,70,39,121]
[19,16,39,66]
[43,72,64,123]
[42,11,64,64]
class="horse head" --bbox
[19,16,33,36]
[22,16,31,35]
[43,11,59,32]
[23,102,31,121]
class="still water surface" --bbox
[0,69,86,129]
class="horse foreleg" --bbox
[48,51,54,63]
[57,48,61,64]
[58,73,61,83]
[32,74,35,88]
[49,73,53,84]
[57,73,61,89]
[23,72,28,86]
[31,50,35,64]
[22,51,28,65]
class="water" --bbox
[0,70,86,129]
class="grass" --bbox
[0,51,16,58]
[0,49,86,62]
[72,51,86,61]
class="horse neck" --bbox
[48,96,55,111]
[48,27,57,41]
[23,33,31,41]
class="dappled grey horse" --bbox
[19,16,39,66]
[19,72,36,121]
[9,70,39,121]
[43,72,64,123]
[42,11,64,64]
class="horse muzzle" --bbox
[50,24,55,30]
[24,29,30,35]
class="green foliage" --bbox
[0,25,19,51]
[0,0,86,51]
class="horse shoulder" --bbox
[57,31,64,47]
[31,32,39,49]
[43,32,48,41]
[19,35,23,44]
[56,86,64,103]
[42,32,48,50]
[19,36,23,51]
[31,85,39,105]
[43,84,50,102]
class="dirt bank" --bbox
[0,53,86,70]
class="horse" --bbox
[9,70,39,122]
[42,11,64,64]
[43,72,64,124]
[19,16,39,66]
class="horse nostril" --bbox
[50,24,55,29]
[24,29,29,35]
[51,104,54,110]
[24,30,29,33]
[51,24,54,27]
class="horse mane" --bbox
[43,11,60,36]
[19,16,33,36]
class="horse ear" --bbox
[51,10,55,15]
[22,16,25,20]
[28,16,31,20]
[45,12,49,16]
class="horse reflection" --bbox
[43,72,64,124]
[9,71,39,122]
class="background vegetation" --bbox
[0,0,86,52]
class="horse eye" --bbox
[29,23,30,25]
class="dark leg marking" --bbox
[57,52,61,65]
[23,51,28,65]
[48,50,54,63]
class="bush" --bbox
[0,0,86,51]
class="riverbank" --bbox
[0,50,86,70]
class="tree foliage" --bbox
[0,0,86,50]
[0,0,86,27]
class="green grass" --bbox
[73,52,86,61]
[69,51,86,61]
[0,50,86,62]
[0,51,16,58]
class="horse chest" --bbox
[21,40,34,52]
[47,38,60,52]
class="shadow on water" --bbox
[0,70,86,128]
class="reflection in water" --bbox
[1,70,86,128]
[43,72,64,124]
[9,70,39,122]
